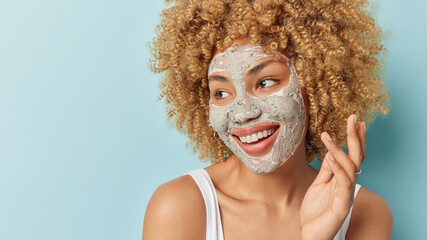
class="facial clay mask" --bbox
[208,44,306,174]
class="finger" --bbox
[357,121,366,166]
[321,132,357,182]
[325,153,354,199]
[312,151,333,185]
[347,114,363,169]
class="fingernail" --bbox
[324,132,332,141]
[328,153,335,162]
[362,122,366,132]
[354,115,358,128]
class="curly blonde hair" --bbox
[150,0,389,163]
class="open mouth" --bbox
[232,125,279,144]
[230,124,281,156]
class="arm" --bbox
[142,175,206,240]
[346,187,393,240]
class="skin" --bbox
[142,39,393,240]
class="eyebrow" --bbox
[208,75,229,82]
[247,59,283,76]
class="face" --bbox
[208,43,306,174]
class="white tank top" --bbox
[187,168,362,240]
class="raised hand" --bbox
[300,114,366,240]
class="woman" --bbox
[143,0,393,239]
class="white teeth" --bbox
[238,128,276,144]
[251,134,258,142]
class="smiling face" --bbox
[208,43,306,174]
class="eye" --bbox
[213,90,230,99]
[257,79,278,89]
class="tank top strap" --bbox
[333,183,362,240]
[186,169,224,240]
[187,169,361,240]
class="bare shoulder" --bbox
[346,186,393,240]
[142,174,206,240]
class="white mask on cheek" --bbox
[208,44,306,174]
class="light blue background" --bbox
[0,0,425,239]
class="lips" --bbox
[230,123,281,156]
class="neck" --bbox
[227,142,317,207]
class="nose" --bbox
[230,99,262,124]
